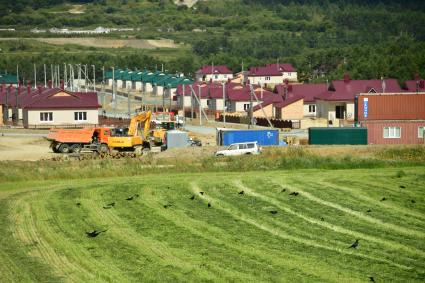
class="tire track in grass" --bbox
[191,183,412,271]
[317,180,425,222]
[142,190,353,283]
[10,193,85,282]
[82,187,220,281]
[279,181,425,240]
[235,181,425,263]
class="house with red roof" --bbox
[315,75,402,126]
[176,82,211,110]
[405,79,425,93]
[251,85,304,120]
[195,65,233,82]
[0,84,100,127]
[275,83,327,118]
[246,63,297,86]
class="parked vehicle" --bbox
[215,142,261,156]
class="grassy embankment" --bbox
[0,146,424,282]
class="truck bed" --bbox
[47,129,96,143]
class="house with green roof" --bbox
[0,74,19,86]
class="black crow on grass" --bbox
[348,239,359,249]
[380,197,386,201]
[107,202,115,207]
[199,192,205,195]
[126,196,134,201]
[76,202,81,207]
[369,276,375,282]
[320,217,324,221]
[238,191,244,195]
[411,200,416,203]
[281,189,286,193]
[103,206,112,209]
[163,204,172,209]
[270,210,278,215]
[289,192,299,196]
[208,202,211,208]
[399,185,406,189]
[366,209,372,213]
[86,230,107,238]
[190,195,195,200]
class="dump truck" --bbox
[47,127,111,154]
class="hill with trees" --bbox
[0,0,424,83]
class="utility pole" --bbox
[51,64,54,87]
[16,65,19,85]
[190,85,193,120]
[222,82,226,126]
[162,84,165,112]
[112,67,115,103]
[248,82,253,129]
[84,64,88,92]
[64,63,67,89]
[92,65,96,92]
[101,66,105,108]
[44,64,47,87]
[168,84,172,113]
[33,64,36,88]
[127,88,131,117]
[198,84,202,126]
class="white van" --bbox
[215,142,261,156]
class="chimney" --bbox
[37,85,43,95]
[48,80,52,89]
[343,73,350,83]
[60,80,64,90]
[27,81,31,95]
[420,80,425,89]
[381,76,386,93]
[227,78,231,83]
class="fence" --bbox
[216,114,300,129]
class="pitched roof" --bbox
[252,86,304,111]
[0,86,100,109]
[275,83,327,103]
[0,74,18,84]
[247,63,296,77]
[315,78,402,101]
[196,65,233,75]
[405,80,425,92]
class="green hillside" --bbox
[0,166,424,282]
[1,0,425,82]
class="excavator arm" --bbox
[127,111,152,138]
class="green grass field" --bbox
[0,166,424,282]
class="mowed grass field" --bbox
[0,167,424,282]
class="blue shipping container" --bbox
[216,128,279,146]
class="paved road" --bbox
[183,125,216,135]
[0,132,47,138]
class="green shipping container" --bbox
[308,127,368,145]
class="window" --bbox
[239,144,247,149]
[224,74,227,78]
[383,127,401,139]
[335,105,345,119]
[74,111,87,121]
[309,105,316,113]
[243,103,250,111]
[214,75,218,79]
[247,143,255,149]
[228,144,238,150]
[418,126,425,138]
[40,112,53,122]
[265,76,271,81]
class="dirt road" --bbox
[0,136,53,161]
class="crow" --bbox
[411,200,416,203]
[380,197,386,201]
[369,276,375,282]
[208,202,211,208]
[270,210,278,215]
[238,190,244,195]
[190,195,195,200]
[281,189,286,193]
[126,196,134,201]
[289,192,299,196]
[103,206,112,209]
[348,239,359,249]
[76,202,81,207]
[135,194,139,198]
[320,217,324,221]
[86,230,107,238]
[163,204,172,209]
[399,185,406,189]
[366,209,372,213]
[107,202,115,207]
[199,192,205,195]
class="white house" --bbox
[246,63,297,86]
[195,65,233,82]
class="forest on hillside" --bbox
[0,0,424,83]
